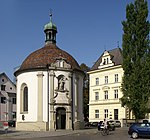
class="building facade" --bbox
[14,14,84,131]
[88,48,126,125]
[0,73,16,122]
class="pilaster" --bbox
[74,75,79,121]
[49,70,55,130]
[37,72,44,122]
[67,72,73,129]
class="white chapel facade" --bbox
[14,14,84,131]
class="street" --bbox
[34,128,150,140]
[29,128,150,140]
[0,127,150,140]
[16,128,150,140]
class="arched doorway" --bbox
[56,107,66,129]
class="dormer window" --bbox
[103,58,109,65]
[60,60,64,67]
[98,51,114,69]
[103,59,106,65]
[107,58,109,64]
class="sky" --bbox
[0,0,150,81]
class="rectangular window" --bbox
[95,92,99,100]
[95,110,99,118]
[104,91,108,99]
[12,98,16,104]
[95,78,99,85]
[12,112,16,119]
[114,109,118,120]
[114,89,118,99]
[115,74,118,83]
[104,109,108,118]
[1,85,6,91]
[105,76,108,84]
[1,97,6,104]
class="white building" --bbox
[0,73,16,122]
[14,14,84,131]
[88,48,126,125]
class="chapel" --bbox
[14,14,84,131]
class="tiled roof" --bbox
[90,48,122,71]
[16,43,81,73]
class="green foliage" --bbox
[80,63,90,121]
[121,0,150,119]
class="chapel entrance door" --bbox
[56,107,66,129]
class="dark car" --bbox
[128,123,150,139]
[85,122,98,127]
[8,120,16,127]
[91,122,98,127]
[108,120,115,131]
[114,120,121,127]
[98,121,103,130]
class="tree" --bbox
[80,63,90,121]
[121,0,150,119]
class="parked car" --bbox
[114,120,121,127]
[128,122,150,139]
[108,120,115,131]
[85,122,98,127]
[91,122,98,127]
[84,121,90,127]
[98,121,103,130]
[8,120,16,127]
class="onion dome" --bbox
[44,14,57,31]
[44,13,57,44]
[14,14,81,76]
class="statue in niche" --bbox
[58,76,65,91]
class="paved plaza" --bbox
[0,127,129,139]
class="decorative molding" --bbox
[53,92,58,98]
[111,86,121,89]
[49,71,55,77]
[102,86,110,90]
[50,98,56,105]
[36,71,44,77]
[93,88,101,91]
[68,72,73,78]
[51,58,71,69]
[66,92,72,104]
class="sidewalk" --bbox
[0,127,98,139]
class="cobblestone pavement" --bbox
[0,127,129,139]
[0,127,98,139]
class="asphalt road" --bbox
[24,128,148,140]
[0,127,150,140]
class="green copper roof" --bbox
[44,15,57,31]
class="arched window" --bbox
[23,87,28,112]
[20,84,28,113]
[49,32,51,40]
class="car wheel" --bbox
[131,132,138,139]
